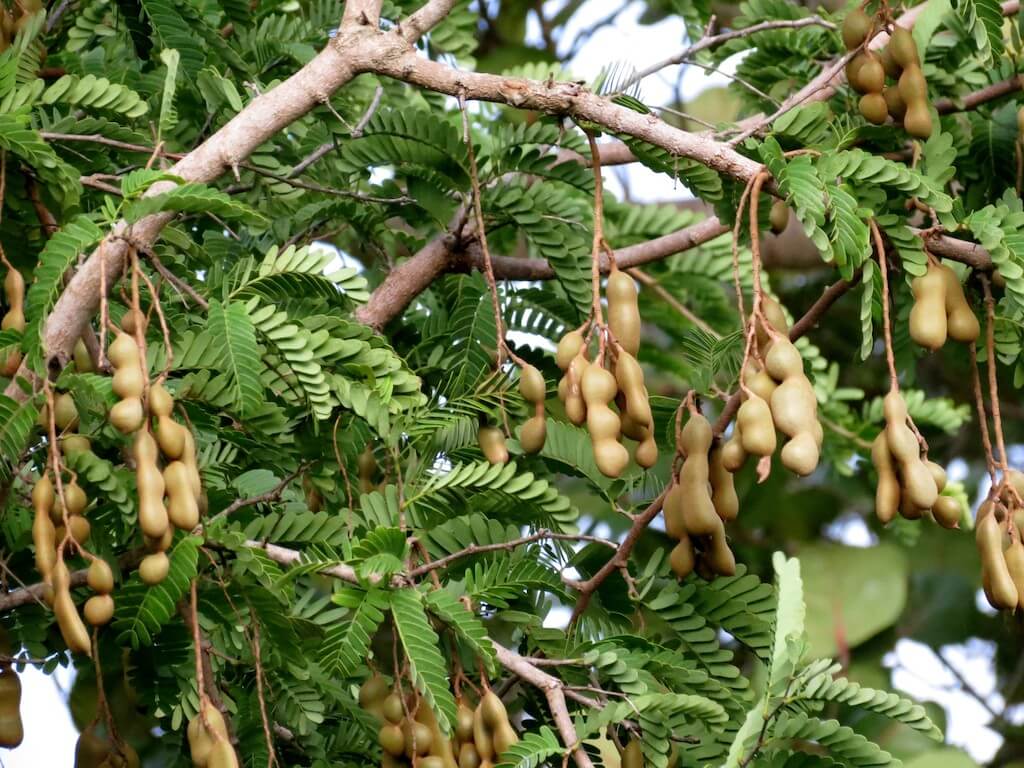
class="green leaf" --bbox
[494,726,566,768]
[389,588,458,732]
[951,0,1004,64]
[0,394,37,482]
[158,48,180,137]
[769,552,806,699]
[122,183,265,224]
[323,587,389,677]
[424,587,497,675]
[206,299,263,417]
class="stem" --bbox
[587,132,606,327]
[870,219,899,392]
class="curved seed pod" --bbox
[883,85,906,120]
[479,690,509,729]
[519,413,547,454]
[743,362,776,403]
[73,337,93,373]
[459,742,481,768]
[679,414,719,535]
[109,397,144,434]
[925,460,947,493]
[54,393,79,431]
[583,364,628,477]
[68,515,91,545]
[846,52,868,94]
[854,53,884,93]
[207,739,240,768]
[52,564,91,656]
[139,552,170,586]
[181,430,203,503]
[379,724,406,757]
[706,522,737,577]
[871,433,901,524]
[897,64,928,104]
[938,264,980,342]
[518,364,545,404]
[63,481,88,516]
[909,264,948,350]
[977,515,1018,610]
[165,461,200,530]
[615,351,652,429]
[414,697,459,768]
[669,536,695,580]
[621,739,643,768]
[883,392,938,509]
[32,476,56,581]
[478,426,509,465]
[606,266,641,356]
[709,446,739,521]
[564,350,589,426]
[737,395,776,457]
[721,427,748,472]
[455,702,475,743]
[148,382,174,418]
[931,495,962,529]
[555,330,584,370]
[0,666,23,748]
[61,434,92,455]
[859,92,888,124]
[472,702,493,761]
[492,720,518,756]
[1004,535,1024,609]
[358,674,389,710]
[381,693,405,724]
[756,295,789,349]
[111,364,144,401]
[890,25,919,68]
[662,482,686,539]
[155,415,187,460]
[841,7,872,50]
[903,100,933,139]
[634,430,658,468]
[83,594,115,626]
[87,558,115,594]
[769,200,789,233]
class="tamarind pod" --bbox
[634,430,658,468]
[68,514,91,545]
[1,267,25,377]
[669,536,695,580]
[903,100,933,139]
[924,460,947,493]
[518,364,546,404]
[1003,536,1024,610]
[206,738,239,768]
[931,495,962,529]
[83,594,115,626]
[897,64,928,105]
[903,458,939,511]
[454,702,475,743]
[63,481,88,516]
[188,703,228,767]
[619,410,647,441]
[581,365,617,405]
[680,412,713,454]
[61,435,92,456]
[156,415,187,460]
[136,460,168,538]
[379,724,406,757]
[663,483,686,539]
[112,365,145,401]
[841,7,872,50]
[472,703,493,761]
[882,392,919,463]
[87,558,115,594]
[144,525,173,554]
[938,264,980,342]
[519,414,547,454]
[615,352,652,428]
[565,394,587,426]
[720,428,747,472]
[414,697,459,768]
[977,515,1019,610]
[755,296,789,350]
[871,434,901,524]
[769,377,818,438]
[148,382,174,418]
[883,85,906,120]
[890,25,919,68]
[458,743,481,768]
[32,504,56,582]
[478,426,509,465]
[108,331,140,369]
[165,461,200,530]
[109,397,144,434]
[706,522,737,577]
[909,265,948,350]
[359,674,389,711]
[54,393,79,431]
[769,200,789,233]
[737,396,776,457]
[854,53,885,93]
[73,338,93,373]
[621,739,643,768]
[555,330,584,370]
[53,571,91,655]
[592,434,630,478]
[479,690,509,730]
[742,362,776,403]
[606,267,641,356]
[764,336,803,382]
[680,448,719,537]
[859,92,889,125]
[709,446,739,521]
[492,720,518,756]
[181,430,203,503]
[138,552,170,585]
[33,473,54,512]
[0,664,22,748]
[780,431,820,477]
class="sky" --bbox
[3,0,1014,765]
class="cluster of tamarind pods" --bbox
[843,7,932,138]
[0,264,24,376]
[361,674,519,768]
[0,631,22,750]
[972,473,1024,612]
[186,699,238,768]
[75,720,140,768]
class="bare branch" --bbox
[400,0,459,42]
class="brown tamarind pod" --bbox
[634,430,658,468]
[606,266,641,356]
[582,365,628,477]
[67,515,91,546]
[897,63,928,104]
[931,495,962,529]
[706,522,737,577]
[841,7,872,51]
[380,724,406,757]
[61,434,92,455]
[883,392,938,510]
[134,438,169,539]
[188,700,229,766]
[138,552,170,586]
[883,86,906,120]
[414,698,458,768]
[358,674,389,716]
[0,665,23,748]
[479,690,509,729]
[472,703,493,761]
[52,562,91,656]
[1004,535,1024,610]
[754,296,789,351]
[455,701,475,743]
[669,536,695,580]
[83,594,115,626]
[769,200,789,234]
[662,482,686,539]
[909,264,948,350]
[903,101,933,139]
[555,330,584,370]
[87,558,115,594]
[73,338,93,373]
[871,433,901,524]
[381,693,405,724]
[1,267,25,376]
[520,412,547,454]
[924,460,947,493]
[32,475,56,582]
[742,361,776,403]
[155,414,188,461]
[621,739,643,768]
[63,480,88,516]
[492,719,518,756]
[564,350,589,426]
[165,461,200,530]
[720,427,747,472]
[977,515,1018,610]
[937,264,980,343]
[54,393,79,431]
[518,364,545,404]
[859,92,888,125]
[458,743,481,768]
[207,739,239,768]
[478,425,509,465]
[615,351,652,429]
[679,414,719,535]
[889,25,919,68]
[879,44,900,78]
[709,446,739,521]
[737,395,776,457]
[854,53,885,93]
[110,397,145,434]
[846,53,868,94]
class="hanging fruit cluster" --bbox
[518,363,547,454]
[723,298,823,478]
[0,631,22,750]
[908,261,980,350]
[843,9,932,138]
[552,263,657,478]
[663,409,737,580]
[1,262,24,376]
[187,699,238,768]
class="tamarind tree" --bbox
[0,0,1022,765]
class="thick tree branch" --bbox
[934,75,1024,115]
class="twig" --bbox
[969,343,998,485]
[210,466,304,522]
[251,618,279,768]
[587,132,607,326]
[140,247,209,310]
[870,220,899,393]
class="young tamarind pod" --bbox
[765,338,820,475]
[582,365,628,478]
[32,475,56,581]
[61,434,92,455]
[109,398,145,434]
[381,693,404,724]
[977,515,1019,610]
[54,393,79,431]
[478,425,509,465]
[414,698,459,768]
[492,719,518,756]
[87,558,115,594]
[615,351,652,429]
[737,395,776,457]
[150,384,187,459]
[357,444,377,494]
[706,520,737,577]
[634,429,658,468]
[0,269,24,376]
[932,495,963,529]
[709,446,739,521]
[909,264,948,350]
[841,7,872,51]
[859,93,888,125]
[518,364,545,404]
[67,515,91,546]
[679,414,719,536]
[618,394,648,441]
[165,461,200,530]
[720,427,748,472]
[454,701,475,743]
[883,86,907,120]
[662,481,686,539]
[621,739,643,768]
[207,739,240,768]
[138,551,170,586]
[606,266,641,356]
[669,536,696,580]
[420,758,446,768]
[83,594,115,626]
[903,100,933,139]
[479,690,509,729]
[358,673,389,717]
[937,264,980,343]
[883,392,938,509]
[853,52,884,93]
[1003,535,1024,610]
[63,480,88,516]
[379,724,407,757]
[520,412,547,454]
[109,333,143,395]
[769,200,789,234]
[897,63,927,105]
[188,700,228,766]
[73,337,93,373]
[846,52,868,94]
[889,25,919,68]
[52,562,91,656]
[555,330,584,371]
[0,664,22,748]
[871,433,901,524]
